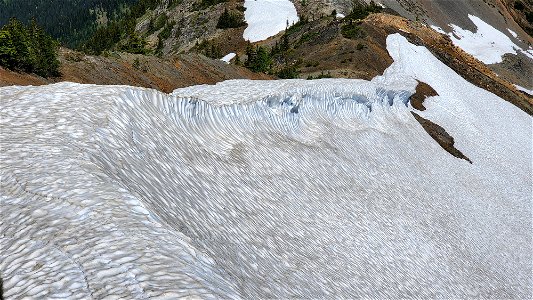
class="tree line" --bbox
[0,18,60,77]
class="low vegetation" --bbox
[0,18,60,77]
[341,1,382,40]
[195,39,222,59]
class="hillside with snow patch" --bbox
[0,34,531,298]
[243,0,299,42]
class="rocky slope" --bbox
[0,48,271,92]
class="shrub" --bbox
[277,65,299,79]
[341,22,366,39]
[132,57,140,69]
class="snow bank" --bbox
[448,15,522,64]
[243,0,299,42]
[1,34,531,298]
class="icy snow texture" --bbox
[448,15,525,64]
[220,53,236,63]
[243,0,299,42]
[1,34,531,299]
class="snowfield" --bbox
[446,15,530,64]
[1,34,531,298]
[243,0,299,42]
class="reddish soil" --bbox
[1,48,272,93]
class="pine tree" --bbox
[29,19,60,77]
[121,33,148,54]
[0,18,60,77]
[0,29,17,68]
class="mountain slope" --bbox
[1,33,531,298]
[0,0,139,47]
[0,48,272,92]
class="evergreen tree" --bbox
[246,46,271,73]
[121,33,148,54]
[0,18,59,77]
[216,8,245,29]
[29,19,60,77]
[0,29,16,68]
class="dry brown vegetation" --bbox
[0,48,271,93]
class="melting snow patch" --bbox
[448,15,522,64]
[220,53,236,63]
[523,49,533,59]
[514,84,533,95]
[507,28,518,38]
[430,25,446,34]
[243,0,299,42]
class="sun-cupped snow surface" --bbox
[243,0,299,42]
[1,34,531,298]
[447,15,527,64]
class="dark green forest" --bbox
[0,0,138,47]
[0,18,60,77]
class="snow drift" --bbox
[0,34,531,298]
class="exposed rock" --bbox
[412,111,472,163]
[409,81,439,111]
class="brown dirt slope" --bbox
[410,81,438,111]
[0,48,271,93]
